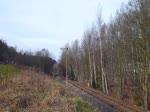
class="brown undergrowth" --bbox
[0,69,96,112]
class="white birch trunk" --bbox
[92,49,97,86]
[88,44,93,87]
[100,38,109,94]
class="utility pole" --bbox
[60,47,68,85]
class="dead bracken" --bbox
[0,69,96,112]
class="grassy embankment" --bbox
[0,64,19,78]
[0,64,97,112]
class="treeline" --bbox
[0,39,56,74]
[60,0,150,109]
[0,40,16,63]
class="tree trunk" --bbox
[100,38,109,94]
[92,49,97,87]
[88,44,93,87]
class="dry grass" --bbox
[0,69,96,112]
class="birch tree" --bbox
[97,14,109,94]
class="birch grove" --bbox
[60,0,150,110]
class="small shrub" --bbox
[59,87,66,96]
[16,95,32,108]
[76,98,93,112]
[133,96,143,106]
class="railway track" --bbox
[69,81,145,112]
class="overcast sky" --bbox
[0,0,129,60]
